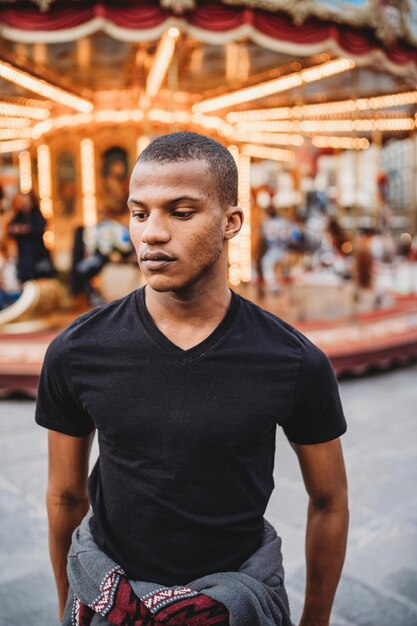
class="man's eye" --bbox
[133,212,148,221]
[172,211,193,219]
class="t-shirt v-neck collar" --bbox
[135,287,240,361]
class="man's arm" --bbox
[46,430,94,620]
[292,437,349,626]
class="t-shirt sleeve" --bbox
[35,331,94,437]
[283,341,347,445]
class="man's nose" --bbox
[141,212,170,244]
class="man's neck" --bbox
[145,278,231,323]
[143,277,232,350]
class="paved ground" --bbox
[1,365,417,626]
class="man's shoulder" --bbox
[236,292,330,371]
[50,289,139,352]
[237,292,311,347]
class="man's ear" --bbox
[224,206,244,240]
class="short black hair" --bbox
[136,131,238,207]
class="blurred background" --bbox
[0,1,416,625]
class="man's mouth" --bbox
[141,252,176,270]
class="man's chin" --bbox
[145,275,186,293]
[145,271,208,294]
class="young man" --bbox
[36,132,348,626]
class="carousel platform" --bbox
[1,284,417,397]
[302,296,417,376]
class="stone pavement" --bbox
[1,365,417,626]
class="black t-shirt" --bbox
[36,288,346,585]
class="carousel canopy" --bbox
[0,1,417,68]
[0,0,417,158]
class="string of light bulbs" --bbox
[235,118,416,134]
[19,151,32,193]
[193,58,355,113]
[0,128,33,140]
[241,144,295,161]
[37,144,53,219]
[0,139,29,154]
[80,139,97,226]
[234,131,304,147]
[0,100,50,120]
[0,117,31,129]
[227,89,417,123]
[146,28,180,99]
[312,136,369,150]
[0,59,93,112]
[227,146,252,285]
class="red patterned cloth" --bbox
[72,575,229,625]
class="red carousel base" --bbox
[299,295,417,376]
[1,294,417,397]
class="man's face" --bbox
[128,159,228,292]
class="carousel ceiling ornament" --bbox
[160,0,196,14]
[222,0,413,44]
[0,0,54,9]
[221,0,377,24]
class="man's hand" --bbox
[47,430,94,620]
[292,438,349,626]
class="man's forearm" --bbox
[299,498,349,626]
[47,491,90,620]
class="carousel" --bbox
[1,0,417,394]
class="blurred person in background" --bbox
[354,229,374,291]
[8,192,55,283]
[327,217,347,256]
[260,205,292,294]
[0,242,20,310]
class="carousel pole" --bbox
[36,142,56,254]
[335,148,342,220]
[372,126,382,230]
[79,138,97,227]
[167,32,179,133]
[350,69,363,320]
[351,136,360,319]
[409,131,417,237]
[140,97,153,157]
